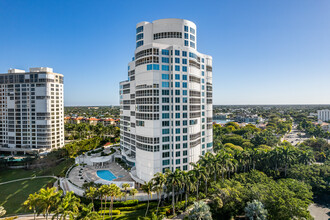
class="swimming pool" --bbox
[97,170,117,181]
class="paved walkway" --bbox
[308,203,330,220]
[0,176,57,185]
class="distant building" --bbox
[0,67,64,154]
[317,109,330,122]
[234,114,262,124]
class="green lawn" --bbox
[0,178,55,216]
[0,159,74,216]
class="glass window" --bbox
[162,49,169,55]
[183,143,188,148]
[176,144,180,149]
[182,90,187,95]
[162,120,170,126]
[162,97,169,103]
[162,136,170,142]
[184,33,188,39]
[183,128,187,133]
[202,71,204,76]
[176,128,180,134]
[202,79,205,83]
[162,106,170,111]
[176,159,180,165]
[163,159,170,165]
[175,65,180,71]
[190,34,195,41]
[153,64,160,70]
[162,129,170,134]
[175,121,180,126]
[147,64,152,70]
[175,58,180,64]
[162,90,169,95]
[176,136,180,141]
[136,33,144,41]
[175,113,180,118]
[175,50,180,56]
[182,75,187,80]
[202,58,205,63]
[183,113,187,118]
[175,90,180,96]
[175,82,180,88]
[162,144,170,150]
[182,51,187,57]
[190,27,195,34]
[176,151,180,157]
[162,74,169,80]
[162,82,169,88]
[162,113,169,119]
[175,74,180,80]
[182,66,187,72]
[183,97,187,103]
[183,150,187,156]
[183,105,188,110]
[136,40,144,48]
[162,57,169,63]
[183,135,187,141]
[175,97,180,103]
[183,120,187,125]
[184,26,188,32]
[162,65,169,71]
[184,40,189,46]
[136,26,144,33]
[182,59,187,64]
[190,41,195,48]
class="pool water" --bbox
[97,170,117,181]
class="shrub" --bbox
[98,209,120,215]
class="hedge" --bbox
[98,209,121,215]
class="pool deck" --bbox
[68,162,133,188]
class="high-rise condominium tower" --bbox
[0,67,64,154]
[120,19,213,182]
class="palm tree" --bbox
[188,201,212,220]
[298,150,315,165]
[108,184,121,220]
[99,184,110,219]
[53,191,80,220]
[122,183,130,201]
[129,188,138,200]
[182,170,195,210]
[38,187,62,220]
[190,163,206,200]
[84,186,98,211]
[76,203,100,220]
[166,168,183,215]
[279,145,296,176]
[141,180,154,217]
[23,193,40,220]
[152,172,166,214]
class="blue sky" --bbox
[0,0,329,106]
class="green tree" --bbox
[141,180,154,217]
[166,168,183,215]
[244,200,268,220]
[108,184,121,220]
[37,187,62,220]
[84,186,98,211]
[152,172,166,214]
[129,188,138,200]
[122,183,130,201]
[23,193,39,220]
[188,201,212,220]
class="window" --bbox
[162,82,169,88]
[162,49,170,55]
[162,121,169,126]
[162,65,170,71]
[163,159,170,165]
[176,151,180,157]
[175,97,180,103]
[183,113,187,118]
[175,113,180,118]
[202,79,205,83]
[175,65,180,71]
[147,64,152,70]
[136,40,144,48]
[183,135,187,141]
[183,158,188,163]
[136,33,144,41]
[182,66,187,72]
[175,82,180,88]
[175,74,180,80]
[202,58,205,63]
[184,33,188,39]
[183,98,187,103]
[162,144,170,150]
[184,25,188,32]
[190,34,195,41]
[162,90,169,95]
[190,42,195,48]
[162,57,169,63]
[184,40,189,46]
[182,51,187,57]
[176,128,180,134]
[175,50,180,56]
[162,106,170,112]
[162,97,170,103]
[190,27,195,34]
[175,58,180,64]
[176,159,180,165]
[183,143,188,148]
[183,150,187,156]
[162,136,170,142]
[176,136,181,141]
[162,113,169,119]
[202,71,204,76]
[183,165,188,170]
[136,26,143,33]
[175,121,180,126]
[162,129,170,134]
[182,75,187,80]
[176,144,180,149]
[162,74,169,80]
[182,59,187,64]
[153,64,160,70]
[183,105,188,110]
[154,32,182,40]
[183,120,187,125]
[183,128,187,133]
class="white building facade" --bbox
[317,109,330,122]
[0,67,64,154]
[119,19,213,182]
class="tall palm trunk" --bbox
[172,187,175,215]
[33,209,36,220]
[110,196,114,220]
[103,197,107,219]
[156,191,161,214]
[145,194,150,217]
[196,181,199,201]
